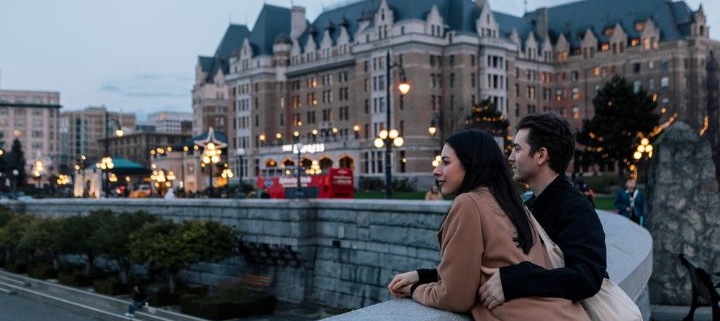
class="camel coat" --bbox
[412,189,589,321]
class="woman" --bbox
[424,185,444,201]
[387,130,588,320]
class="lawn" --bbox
[354,190,617,212]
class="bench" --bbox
[240,274,272,292]
[679,253,720,321]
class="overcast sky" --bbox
[0,0,716,120]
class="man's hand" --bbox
[387,271,419,298]
[479,266,505,310]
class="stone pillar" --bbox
[647,121,720,305]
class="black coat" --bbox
[500,175,607,301]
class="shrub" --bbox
[57,271,93,287]
[583,173,621,194]
[93,277,131,295]
[5,260,28,274]
[180,289,276,320]
[28,262,56,279]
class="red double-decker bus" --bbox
[256,168,354,199]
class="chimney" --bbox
[534,8,549,39]
[291,6,307,40]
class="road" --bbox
[0,293,101,321]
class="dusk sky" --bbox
[1,0,716,120]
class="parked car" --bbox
[130,184,152,198]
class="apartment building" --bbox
[59,106,136,172]
[146,111,193,134]
[194,0,719,190]
[0,90,61,174]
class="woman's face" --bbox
[433,143,465,195]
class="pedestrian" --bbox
[478,113,607,310]
[424,185,443,200]
[387,129,589,320]
[576,179,595,207]
[125,285,148,318]
[614,178,645,225]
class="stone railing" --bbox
[1,199,651,320]
[322,210,653,321]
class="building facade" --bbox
[194,0,720,191]
[0,90,61,176]
[59,106,136,173]
[146,111,193,134]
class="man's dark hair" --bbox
[517,113,575,175]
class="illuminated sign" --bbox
[281,143,325,154]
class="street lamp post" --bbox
[380,50,411,199]
[195,127,226,198]
[101,109,123,198]
[632,137,654,181]
[235,148,246,198]
[293,131,304,198]
[221,165,233,198]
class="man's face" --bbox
[626,179,636,191]
[508,128,539,184]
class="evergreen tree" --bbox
[580,75,660,172]
[464,99,512,154]
[7,138,27,188]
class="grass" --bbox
[594,195,615,211]
[354,191,617,212]
[354,191,425,200]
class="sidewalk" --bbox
[651,305,713,321]
[1,268,714,321]
[0,269,336,321]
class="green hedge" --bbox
[28,263,57,279]
[180,292,276,320]
[4,261,28,274]
[57,271,93,287]
[93,278,131,296]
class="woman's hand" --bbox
[387,271,419,298]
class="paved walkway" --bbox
[0,293,99,321]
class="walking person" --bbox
[387,129,589,320]
[125,285,148,318]
[614,178,645,226]
[478,113,607,309]
[424,185,444,200]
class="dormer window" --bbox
[635,22,645,32]
[604,27,614,36]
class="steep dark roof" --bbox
[495,11,533,40]
[199,24,250,83]
[541,0,694,46]
[227,0,699,57]
[249,4,292,55]
[301,0,483,50]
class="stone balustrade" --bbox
[1,198,651,320]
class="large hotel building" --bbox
[194,0,720,190]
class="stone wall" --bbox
[647,121,720,305]
[1,198,448,309]
[1,197,652,318]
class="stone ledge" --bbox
[321,210,653,321]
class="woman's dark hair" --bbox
[446,129,533,253]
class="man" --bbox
[615,178,645,225]
[479,113,607,310]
